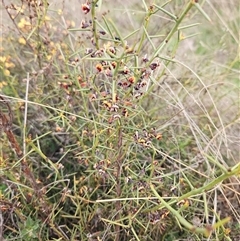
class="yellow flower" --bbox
[5,61,15,68]
[3,69,10,76]
[57,9,63,15]
[46,55,52,61]
[0,56,6,63]
[19,37,26,45]
[0,81,7,89]
[71,21,75,27]
[44,16,51,21]
[17,18,31,29]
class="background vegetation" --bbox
[0,0,239,240]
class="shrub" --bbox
[0,0,239,240]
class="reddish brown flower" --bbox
[128,76,135,84]
[82,3,90,14]
[96,63,103,72]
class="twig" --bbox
[23,73,30,157]
[0,94,39,193]
[115,126,123,241]
[0,208,3,241]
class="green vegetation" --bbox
[0,0,239,240]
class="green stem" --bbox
[150,183,230,237]
[178,162,240,201]
[150,0,195,62]
[136,7,153,54]
[92,0,99,49]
